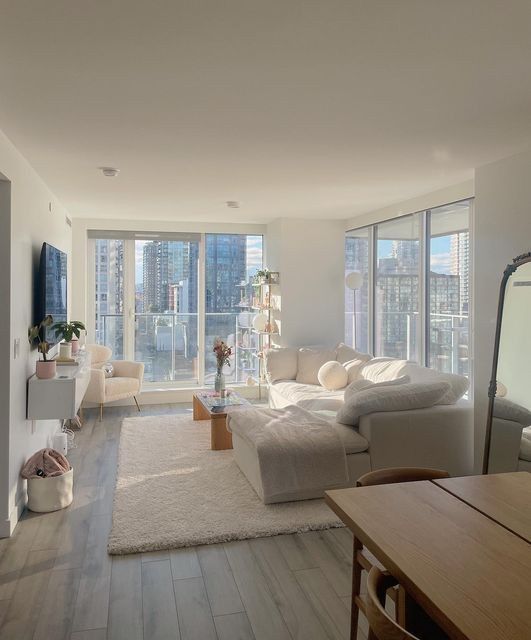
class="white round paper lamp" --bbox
[345,271,363,290]
[252,313,268,332]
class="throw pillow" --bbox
[296,348,336,385]
[343,375,411,401]
[344,358,373,384]
[336,381,451,427]
[335,342,372,365]
[318,361,348,391]
[264,347,298,383]
[103,362,114,378]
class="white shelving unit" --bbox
[27,349,92,420]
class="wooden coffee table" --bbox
[192,391,250,450]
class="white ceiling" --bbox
[1,1,531,223]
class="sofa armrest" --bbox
[488,417,523,473]
[358,400,474,476]
[111,360,145,381]
[83,368,106,404]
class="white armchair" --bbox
[84,344,145,420]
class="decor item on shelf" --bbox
[28,315,56,379]
[253,268,271,284]
[52,320,86,360]
[252,313,268,332]
[213,338,232,397]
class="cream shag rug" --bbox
[108,414,342,554]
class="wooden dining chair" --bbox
[366,566,449,640]
[366,567,419,640]
[349,467,450,639]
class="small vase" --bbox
[215,369,226,396]
[36,360,56,379]
[70,338,79,355]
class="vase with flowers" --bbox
[213,338,232,396]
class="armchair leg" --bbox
[99,403,103,422]
[133,396,141,412]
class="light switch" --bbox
[14,338,20,359]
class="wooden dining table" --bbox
[325,472,531,640]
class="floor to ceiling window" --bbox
[89,231,263,386]
[376,214,421,361]
[428,202,470,377]
[345,199,473,379]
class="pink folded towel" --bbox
[21,448,71,479]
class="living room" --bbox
[1,2,531,640]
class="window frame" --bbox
[87,231,263,389]
[345,198,474,392]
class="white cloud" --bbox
[430,252,452,274]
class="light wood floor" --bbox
[0,403,369,640]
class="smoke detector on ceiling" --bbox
[99,166,120,177]
[226,201,240,208]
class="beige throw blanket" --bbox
[227,405,348,502]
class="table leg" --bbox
[211,415,233,450]
[350,537,363,640]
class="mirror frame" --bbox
[483,251,531,473]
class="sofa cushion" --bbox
[318,361,348,391]
[359,359,468,405]
[264,347,298,383]
[296,348,336,385]
[493,398,531,426]
[271,381,344,411]
[344,375,411,401]
[336,381,451,426]
[105,376,141,400]
[330,422,369,454]
[335,342,372,365]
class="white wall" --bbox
[0,129,71,536]
[473,149,531,472]
[266,218,345,348]
[345,180,474,231]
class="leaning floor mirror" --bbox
[484,252,531,474]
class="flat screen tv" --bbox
[38,242,67,344]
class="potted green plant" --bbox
[52,320,86,359]
[28,315,56,379]
[253,268,271,285]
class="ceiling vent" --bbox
[226,201,240,208]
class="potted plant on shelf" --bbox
[253,268,270,285]
[52,320,86,359]
[28,315,55,379]
[213,338,232,397]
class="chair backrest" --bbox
[86,343,112,368]
[366,567,419,640]
[356,467,450,488]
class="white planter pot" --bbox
[26,467,73,512]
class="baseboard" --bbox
[1,495,26,538]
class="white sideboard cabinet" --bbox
[27,349,91,420]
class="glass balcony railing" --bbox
[96,312,260,386]
[345,311,469,378]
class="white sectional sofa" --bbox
[263,344,474,479]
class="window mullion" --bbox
[123,239,136,361]
[197,234,206,385]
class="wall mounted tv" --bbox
[38,242,67,344]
